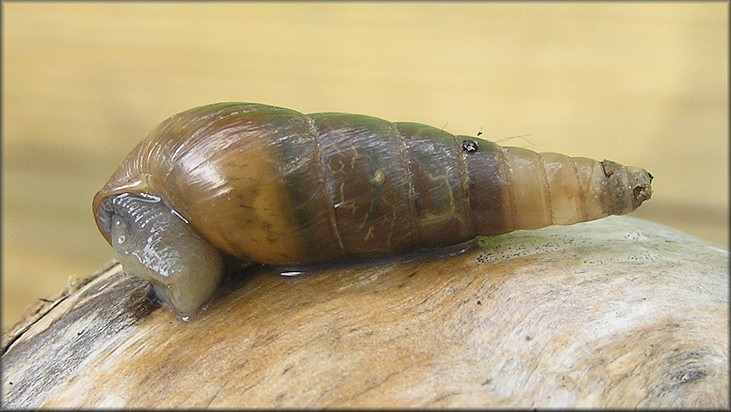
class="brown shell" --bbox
[93,102,652,266]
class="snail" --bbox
[93,102,653,318]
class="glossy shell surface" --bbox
[93,103,652,266]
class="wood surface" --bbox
[2,216,728,408]
[2,3,727,331]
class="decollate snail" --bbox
[93,102,653,317]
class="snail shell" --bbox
[93,102,653,317]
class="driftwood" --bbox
[2,216,728,408]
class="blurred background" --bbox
[2,3,727,327]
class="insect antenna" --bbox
[494,134,540,150]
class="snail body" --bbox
[93,102,652,317]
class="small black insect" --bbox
[462,139,479,153]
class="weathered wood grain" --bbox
[2,216,728,408]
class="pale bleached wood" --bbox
[1,216,728,408]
